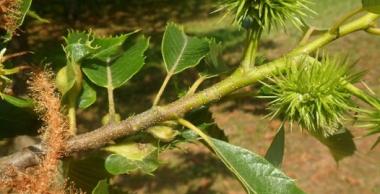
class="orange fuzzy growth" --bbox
[29,70,69,167]
[0,0,21,33]
[0,70,71,193]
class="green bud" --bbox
[147,125,179,142]
[56,64,83,101]
[102,113,121,125]
[104,142,156,161]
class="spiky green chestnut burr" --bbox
[262,55,360,136]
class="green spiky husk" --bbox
[218,0,311,31]
[358,109,380,135]
[262,55,360,136]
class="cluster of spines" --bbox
[218,0,312,32]
[262,55,360,137]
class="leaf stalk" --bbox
[186,75,208,96]
[153,72,172,106]
[107,87,117,123]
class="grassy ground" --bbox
[4,0,380,193]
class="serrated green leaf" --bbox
[363,0,380,14]
[91,31,138,61]
[91,35,127,61]
[92,180,109,194]
[65,31,91,45]
[78,79,96,109]
[82,36,149,89]
[0,93,33,108]
[265,124,285,167]
[64,31,97,63]
[162,23,209,74]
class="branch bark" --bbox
[0,13,378,173]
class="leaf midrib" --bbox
[210,140,257,193]
[168,31,188,74]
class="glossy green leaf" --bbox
[82,36,149,89]
[209,137,305,194]
[180,118,304,194]
[92,180,109,194]
[162,23,209,74]
[91,31,138,61]
[312,128,356,162]
[78,80,97,109]
[304,0,360,29]
[265,124,285,167]
[0,93,33,108]
[363,0,380,14]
